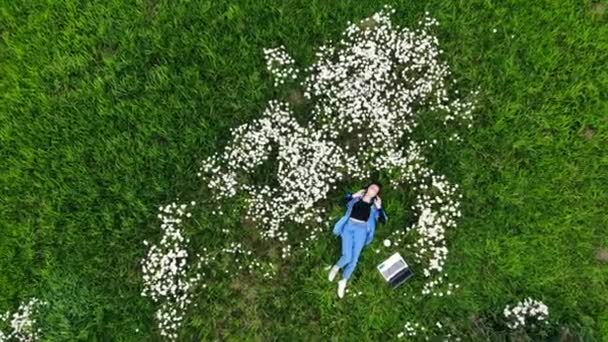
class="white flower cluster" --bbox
[141,201,279,339]
[397,321,426,339]
[145,5,478,340]
[387,170,464,295]
[344,287,364,297]
[396,320,461,341]
[0,298,46,342]
[199,6,475,267]
[503,298,549,330]
[263,45,299,87]
[141,200,203,341]
[200,100,355,246]
[420,274,459,297]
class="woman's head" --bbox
[364,182,382,197]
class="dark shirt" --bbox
[350,198,373,221]
[345,192,388,224]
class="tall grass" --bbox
[0,0,606,340]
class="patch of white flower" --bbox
[200,100,354,243]
[396,320,461,341]
[200,4,475,293]
[503,298,549,330]
[420,273,459,297]
[390,171,464,296]
[264,45,299,87]
[141,200,205,341]
[397,321,426,339]
[141,200,278,339]
[145,5,478,340]
[0,298,46,342]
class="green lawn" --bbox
[1,0,607,340]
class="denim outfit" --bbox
[332,192,389,280]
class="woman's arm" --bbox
[345,189,366,202]
[365,207,387,246]
[374,197,388,223]
[365,219,375,246]
[377,207,388,224]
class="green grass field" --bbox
[1,0,607,340]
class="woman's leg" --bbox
[341,227,367,280]
[335,224,354,269]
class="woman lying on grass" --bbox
[328,182,389,298]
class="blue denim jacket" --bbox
[332,192,389,246]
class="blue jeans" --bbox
[336,218,368,280]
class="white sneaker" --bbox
[328,265,340,282]
[337,279,347,298]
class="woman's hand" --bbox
[374,196,382,209]
[354,189,366,197]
